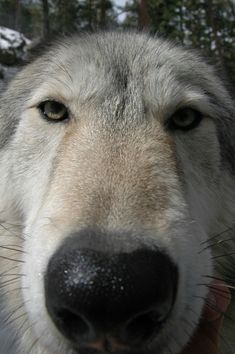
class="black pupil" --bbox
[48,101,64,114]
[178,109,193,122]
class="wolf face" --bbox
[0,32,234,354]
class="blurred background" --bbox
[0,0,234,87]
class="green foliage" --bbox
[0,0,42,37]
[0,0,118,36]
[122,0,235,86]
[78,0,115,30]
[0,0,234,86]
[122,0,139,28]
[50,0,79,33]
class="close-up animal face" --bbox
[0,32,234,354]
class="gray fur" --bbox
[1,32,234,153]
[0,31,234,354]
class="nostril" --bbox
[121,310,165,345]
[55,308,92,340]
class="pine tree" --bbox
[121,0,235,85]
[50,0,79,34]
[78,0,116,30]
[41,0,50,38]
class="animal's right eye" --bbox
[38,100,69,122]
[166,107,202,131]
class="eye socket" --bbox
[38,100,69,122]
[167,107,202,131]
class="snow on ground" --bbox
[0,27,31,91]
[0,26,31,51]
[114,0,127,22]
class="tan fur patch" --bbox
[45,113,180,232]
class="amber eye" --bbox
[38,100,69,122]
[167,107,202,131]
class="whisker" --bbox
[3,312,27,330]
[0,273,25,277]
[0,223,25,240]
[3,303,26,324]
[20,317,30,332]
[19,319,41,351]
[1,286,29,297]
[0,273,26,284]
[203,275,235,286]
[199,237,235,253]
[212,252,235,259]
[201,224,235,245]
[0,243,23,248]
[214,262,235,279]
[0,255,24,263]
[0,265,19,276]
[214,283,235,291]
[0,277,21,288]
[206,300,235,325]
[196,283,231,299]
[0,245,26,254]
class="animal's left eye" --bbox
[38,100,69,122]
[167,107,202,131]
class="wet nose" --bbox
[44,232,178,351]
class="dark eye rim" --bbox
[37,100,69,123]
[166,107,203,131]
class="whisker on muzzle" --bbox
[0,245,26,254]
[200,224,235,245]
[0,277,23,289]
[1,286,29,298]
[199,237,235,254]
[203,275,235,287]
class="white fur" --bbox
[0,32,234,354]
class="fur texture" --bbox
[0,32,234,354]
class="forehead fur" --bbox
[37,32,233,106]
[30,32,233,116]
[0,31,234,156]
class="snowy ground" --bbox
[0,26,31,51]
[0,26,31,92]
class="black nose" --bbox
[44,231,178,351]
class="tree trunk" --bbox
[15,0,21,31]
[42,0,50,38]
[99,0,107,29]
[138,0,150,29]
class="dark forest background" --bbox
[0,0,234,85]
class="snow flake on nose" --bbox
[62,253,128,296]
